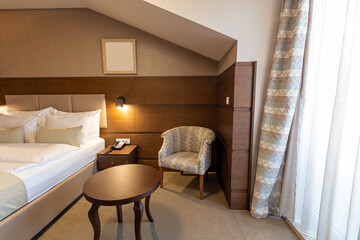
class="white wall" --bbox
[146,0,283,192]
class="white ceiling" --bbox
[0,0,236,61]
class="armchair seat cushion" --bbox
[162,152,200,174]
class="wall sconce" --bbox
[115,96,128,111]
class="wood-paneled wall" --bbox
[0,76,217,168]
[0,62,255,209]
[216,62,256,209]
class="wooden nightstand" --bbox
[97,145,138,170]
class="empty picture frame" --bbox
[102,39,137,74]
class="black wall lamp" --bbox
[115,96,126,109]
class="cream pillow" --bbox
[0,114,39,143]
[36,126,82,147]
[0,126,24,143]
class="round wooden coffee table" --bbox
[83,164,160,240]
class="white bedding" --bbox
[0,139,104,202]
[0,143,78,166]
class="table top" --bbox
[97,145,137,156]
[83,164,160,206]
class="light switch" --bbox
[226,97,230,105]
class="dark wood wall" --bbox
[216,62,256,209]
[0,76,217,168]
[0,62,256,209]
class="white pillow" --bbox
[49,109,101,140]
[43,113,99,144]
[5,107,53,126]
[5,107,53,117]
[0,114,40,143]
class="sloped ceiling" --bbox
[0,0,236,61]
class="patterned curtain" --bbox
[251,0,310,219]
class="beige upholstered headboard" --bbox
[5,94,107,128]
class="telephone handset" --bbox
[105,141,126,154]
[111,141,126,150]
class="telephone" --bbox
[111,141,126,151]
[104,141,126,154]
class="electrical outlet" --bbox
[116,138,130,144]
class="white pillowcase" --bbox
[5,107,53,117]
[43,109,101,143]
[5,107,53,126]
[50,109,101,138]
[0,114,40,143]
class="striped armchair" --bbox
[158,126,215,199]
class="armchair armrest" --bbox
[158,131,175,166]
[197,131,215,175]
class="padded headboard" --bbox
[5,94,107,128]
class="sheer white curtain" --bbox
[291,0,360,239]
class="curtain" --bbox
[291,0,360,239]
[251,0,310,218]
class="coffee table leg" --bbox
[145,195,154,222]
[88,204,101,240]
[133,200,143,240]
[116,205,122,223]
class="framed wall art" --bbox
[102,39,137,74]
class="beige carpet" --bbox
[38,172,298,240]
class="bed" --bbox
[0,94,107,240]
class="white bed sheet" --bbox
[14,138,105,202]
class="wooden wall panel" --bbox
[129,77,218,105]
[232,110,251,150]
[229,192,248,210]
[216,62,256,210]
[216,107,233,147]
[234,63,254,108]
[0,76,218,169]
[217,66,235,107]
[102,105,217,133]
[0,76,217,105]
[134,106,217,132]
[102,106,137,132]
[231,151,249,190]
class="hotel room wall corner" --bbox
[216,62,256,210]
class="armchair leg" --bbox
[160,167,163,188]
[199,175,204,200]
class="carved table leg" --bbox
[145,195,154,222]
[133,200,144,240]
[88,204,101,240]
[116,205,122,223]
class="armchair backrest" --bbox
[161,126,215,153]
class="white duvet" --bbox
[0,144,79,173]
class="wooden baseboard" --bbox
[216,170,248,209]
